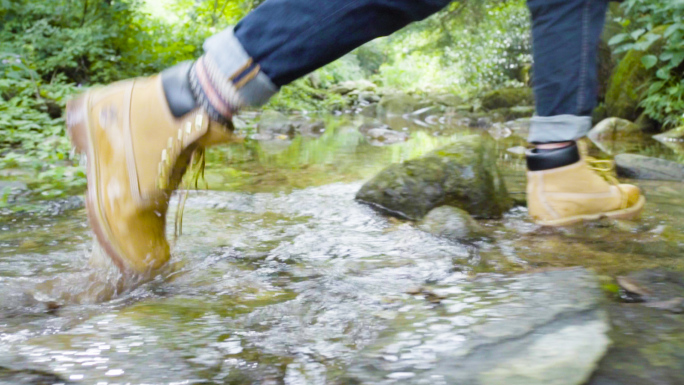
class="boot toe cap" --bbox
[618,184,642,208]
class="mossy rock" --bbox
[592,103,608,125]
[489,106,536,121]
[481,88,534,111]
[356,134,513,220]
[376,93,420,116]
[605,26,667,121]
[588,117,644,141]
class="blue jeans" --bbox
[202,0,610,143]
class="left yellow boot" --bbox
[526,143,646,226]
[67,69,237,275]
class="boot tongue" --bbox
[526,143,581,171]
[161,62,198,118]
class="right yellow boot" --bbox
[526,143,646,226]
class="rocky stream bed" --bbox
[1,102,684,384]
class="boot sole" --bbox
[67,95,127,272]
[534,195,646,227]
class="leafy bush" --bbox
[608,0,684,127]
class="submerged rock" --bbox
[345,268,610,385]
[481,88,534,110]
[417,206,483,241]
[589,270,684,385]
[428,93,464,107]
[257,110,295,136]
[0,366,71,384]
[615,154,684,181]
[588,118,647,154]
[0,181,27,193]
[330,79,377,95]
[366,127,409,146]
[356,134,513,220]
[469,117,493,129]
[293,119,326,137]
[503,118,532,137]
[653,125,684,152]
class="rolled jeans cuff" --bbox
[527,115,593,143]
[202,27,278,108]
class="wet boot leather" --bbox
[526,144,646,226]
[66,74,235,274]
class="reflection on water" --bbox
[0,112,683,383]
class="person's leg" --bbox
[68,0,452,274]
[527,0,606,144]
[189,0,451,124]
[524,0,645,226]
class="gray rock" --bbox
[257,111,294,136]
[345,268,610,385]
[615,154,684,181]
[417,206,483,240]
[356,134,513,220]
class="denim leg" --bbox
[527,0,609,143]
[197,0,450,113]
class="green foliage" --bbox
[609,0,684,127]
[369,0,531,94]
[0,0,535,200]
[0,0,251,199]
[0,59,86,198]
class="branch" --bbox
[80,0,88,27]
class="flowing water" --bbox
[1,112,683,384]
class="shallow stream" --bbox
[1,112,683,384]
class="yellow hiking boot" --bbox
[526,143,646,226]
[66,63,237,274]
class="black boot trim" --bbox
[526,143,581,171]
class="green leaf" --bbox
[608,33,630,46]
[630,28,646,40]
[648,81,665,94]
[660,52,674,61]
[671,52,684,67]
[641,55,658,69]
[664,23,683,38]
[656,68,670,80]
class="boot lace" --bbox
[579,140,630,208]
[174,147,207,239]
